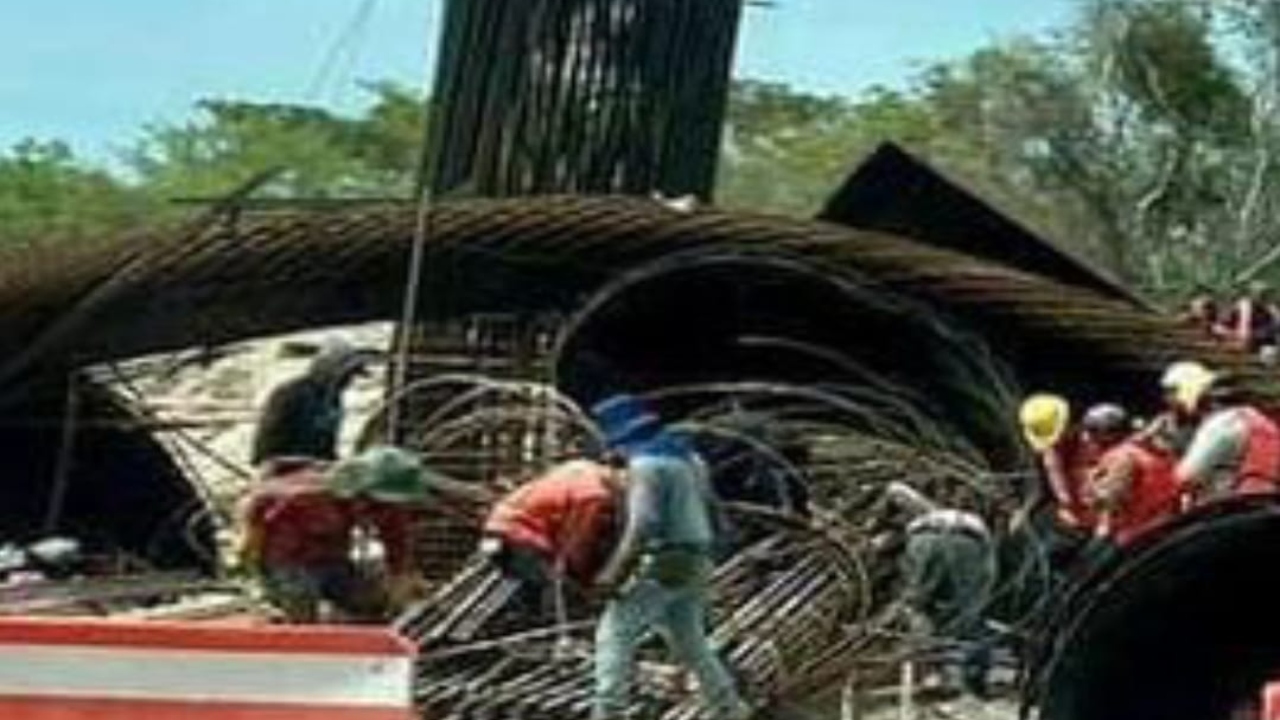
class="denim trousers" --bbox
[593,576,745,720]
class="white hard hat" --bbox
[1161,361,1217,412]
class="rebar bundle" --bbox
[399,524,865,720]
[0,197,1268,409]
[424,0,744,199]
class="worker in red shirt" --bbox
[1088,406,1181,549]
[239,446,448,624]
[1178,291,1223,341]
[1163,361,1280,502]
[1219,282,1279,354]
[1019,394,1103,532]
[481,458,625,617]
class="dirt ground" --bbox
[828,694,1019,720]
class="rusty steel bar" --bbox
[0,197,1266,406]
[423,0,744,200]
[401,524,864,720]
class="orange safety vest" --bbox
[1235,406,1280,495]
[1099,441,1181,547]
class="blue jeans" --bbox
[593,576,745,720]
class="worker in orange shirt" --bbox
[239,446,448,624]
[481,457,626,617]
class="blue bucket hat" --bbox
[591,394,661,454]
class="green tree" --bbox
[0,83,427,245]
[9,0,1279,303]
[715,2,1274,298]
[717,80,935,216]
[0,139,153,246]
[125,82,426,202]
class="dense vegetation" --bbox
[6,0,1280,298]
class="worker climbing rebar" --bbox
[1018,394,1102,565]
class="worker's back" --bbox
[251,375,342,466]
[1233,406,1280,493]
[243,469,354,567]
[1180,405,1280,500]
[484,460,618,579]
[629,451,715,553]
[1096,439,1180,546]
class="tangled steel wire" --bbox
[377,369,1053,720]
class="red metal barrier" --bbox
[0,617,416,719]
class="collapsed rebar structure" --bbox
[1,182,1277,719]
[0,0,1272,711]
[373,359,1035,720]
[0,196,1257,393]
[394,517,864,720]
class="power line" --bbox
[305,0,379,104]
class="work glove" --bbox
[1055,507,1083,529]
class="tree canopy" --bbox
[7,0,1280,300]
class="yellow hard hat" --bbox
[1160,361,1217,412]
[1019,394,1070,451]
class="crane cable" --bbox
[388,0,446,440]
[305,0,379,105]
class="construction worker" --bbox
[1178,291,1223,341]
[251,338,371,475]
[1018,394,1100,532]
[1136,363,1213,458]
[1086,404,1181,549]
[1220,281,1279,354]
[589,394,749,720]
[883,481,995,700]
[1164,361,1280,501]
[239,446,439,624]
[481,457,625,618]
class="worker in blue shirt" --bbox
[590,394,750,720]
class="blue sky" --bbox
[1,0,1075,160]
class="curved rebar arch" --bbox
[552,247,1027,467]
[358,372,603,456]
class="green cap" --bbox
[327,446,434,504]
